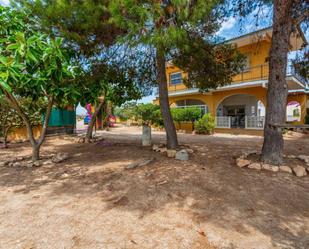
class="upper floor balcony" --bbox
[167,61,308,94]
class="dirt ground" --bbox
[0,125,309,249]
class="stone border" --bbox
[0,153,70,168]
[236,152,309,177]
[152,144,194,161]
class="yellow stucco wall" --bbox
[287,93,308,124]
[166,40,271,93]
[168,86,267,118]
[7,126,42,142]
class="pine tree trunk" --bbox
[85,101,105,143]
[261,0,293,165]
[156,49,178,149]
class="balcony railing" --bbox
[168,61,307,92]
[215,116,265,130]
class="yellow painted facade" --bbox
[7,126,42,142]
[157,28,308,135]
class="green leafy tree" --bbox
[0,97,21,148]
[0,7,78,161]
[79,62,141,142]
[109,0,245,149]
[0,96,47,148]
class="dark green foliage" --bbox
[78,61,141,109]
[293,50,309,82]
[114,102,138,121]
[194,113,216,134]
[134,103,161,125]
[173,40,245,92]
[171,107,202,126]
[14,0,125,56]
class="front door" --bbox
[226,106,246,128]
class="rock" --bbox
[0,161,8,167]
[287,155,296,159]
[61,173,69,179]
[12,162,22,167]
[158,147,167,153]
[52,153,69,163]
[19,161,29,167]
[279,166,293,174]
[33,161,42,167]
[152,144,159,152]
[236,158,250,168]
[262,164,279,172]
[248,163,261,170]
[167,150,177,158]
[27,162,34,168]
[186,149,194,154]
[74,137,85,143]
[298,155,309,163]
[126,158,155,169]
[175,149,189,161]
[293,166,307,177]
[43,160,53,166]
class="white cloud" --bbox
[219,17,237,33]
[0,0,9,6]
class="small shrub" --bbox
[194,113,215,134]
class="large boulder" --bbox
[175,149,189,161]
[236,158,250,168]
[293,166,307,177]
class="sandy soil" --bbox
[0,125,308,249]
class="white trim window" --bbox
[170,72,182,85]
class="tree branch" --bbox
[37,96,54,146]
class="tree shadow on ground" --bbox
[0,134,309,248]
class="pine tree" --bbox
[109,0,236,149]
[230,0,309,164]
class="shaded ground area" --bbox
[0,125,308,249]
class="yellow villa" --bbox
[155,27,309,135]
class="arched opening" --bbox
[174,99,208,115]
[286,101,301,122]
[216,94,265,129]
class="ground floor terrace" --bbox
[168,86,309,135]
[0,125,309,249]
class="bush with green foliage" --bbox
[171,107,202,130]
[194,114,215,135]
[134,104,160,125]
